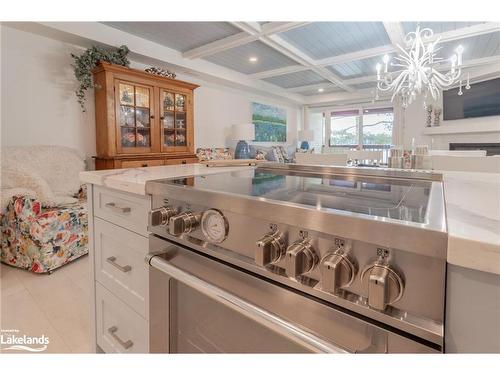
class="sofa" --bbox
[1,146,88,273]
[196,145,296,163]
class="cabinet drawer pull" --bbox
[105,202,131,214]
[106,256,132,273]
[108,326,133,349]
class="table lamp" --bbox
[231,124,255,159]
[298,129,315,150]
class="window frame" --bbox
[325,105,394,150]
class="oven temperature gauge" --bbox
[201,209,229,243]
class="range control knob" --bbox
[168,212,201,236]
[321,250,357,293]
[149,206,178,227]
[255,230,286,267]
[361,262,404,311]
[285,239,318,279]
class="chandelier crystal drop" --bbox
[375,26,470,108]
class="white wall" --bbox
[307,112,324,152]
[1,25,301,164]
[1,25,97,157]
[192,83,300,149]
[401,93,500,149]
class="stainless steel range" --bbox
[146,163,447,353]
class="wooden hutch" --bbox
[92,62,199,170]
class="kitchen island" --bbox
[80,164,500,353]
[440,171,500,353]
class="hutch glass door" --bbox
[116,81,153,153]
[161,89,189,152]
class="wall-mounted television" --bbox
[443,77,500,121]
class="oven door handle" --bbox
[149,254,349,354]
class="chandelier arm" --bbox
[433,69,460,87]
[390,71,409,101]
[374,26,464,106]
[420,28,434,39]
[432,74,452,88]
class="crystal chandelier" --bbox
[375,25,470,107]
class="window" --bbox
[327,107,394,162]
[328,107,393,148]
[330,110,359,147]
[361,108,394,146]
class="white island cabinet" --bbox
[80,164,250,353]
[81,166,500,353]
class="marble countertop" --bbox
[80,165,500,275]
[442,171,500,275]
[79,164,252,195]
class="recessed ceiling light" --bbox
[318,88,324,92]
[249,56,258,63]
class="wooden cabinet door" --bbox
[159,89,193,153]
[115,80,158,154]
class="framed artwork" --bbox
[252,102,287,142]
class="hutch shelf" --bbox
[92,62,199,170]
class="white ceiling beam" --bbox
[231,21,308,37]
[344,75,377,85]
[230,22,353,91]
[260,33,354,92]
[338,55,500,86]
[183,22,309,60]
[437,55,500,70]
[311,65,353,91]
[260,22,311,35]
[183,32,257,59]
[305,59,500,106]
[302,88,377,106]
[231,21,262,35]
[287,82,335,93]
[315,44,396,67]
[184,21,500,96]
[260,34,314,66]
[250,65,309,79]
[383,22,406,47]
[430,22,500,43]
[312,22,500,69]
[24,22,304,105]
[249,44,396,79]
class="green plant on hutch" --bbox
[71,45,130,111]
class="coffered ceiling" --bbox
[103,21,500,98]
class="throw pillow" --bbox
[196,148,233,161]
[255,150,267,160]
[270,147,285,163]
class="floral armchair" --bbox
[1,146,89,273]
[1,194,88,273]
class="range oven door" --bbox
[148,235,438,353]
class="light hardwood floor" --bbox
[0,256,91,353]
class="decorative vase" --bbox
[433,108,442,127]
[235,140,250,159]
[300,141,310,150]
[425,104,433,127]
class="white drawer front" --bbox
[93,186,150,236]
[96,283,149,353]
[94,218,149,317]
